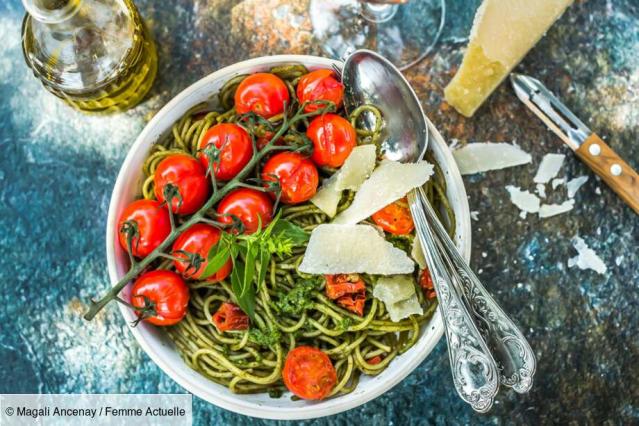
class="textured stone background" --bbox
[0,0,637,424]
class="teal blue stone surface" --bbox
[0,0,637,424]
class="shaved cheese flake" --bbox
[298,224,415,275]
[566,175,589,198]
[452,142,532,175]
[551,177,565,189]
[310,174,341,217]
[535,183,546,198]
[539,199,575,218]
[372,275,423,322]
[506,185,540,215]
[333,160,434,225]
[533,153,565,183]
[411,237,427,269]
[335,145,377,191]
[568,236,607,275]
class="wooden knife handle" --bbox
[575,133,639,214]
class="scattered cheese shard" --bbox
[566,175,589,198]
[453,142,532,175]
[334,145,377,191]
[539,199,575,218]
[444,0,573,117]
[506,185,541,216]
[333,160,434,225]
[310,174,341,217]
[411,237,427,269]
[372,275,423,322]
[567,236,607,275]
[310,145,377,217]
[536,183,547,198]
[551,177,565,189]
[298,224,415,275]
[533,153,565,183]
[470,211,480,221]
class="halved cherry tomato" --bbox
[212,302,249,332]
[419,269,436,299]
[325,274,366,316]
[172,223,232,282]
[306,114,357,168]
[371,197,414,235]
[198,123,253,181]
[154,154,210,215]
[262,152,319,204]
[368,355,383,365]
[283,346,337,400]
[130,270,190,326]
[234,73,290,118]
[296,69,344,112]
[118,199,171,258]
[216,188,274,234]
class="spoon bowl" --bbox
[342,49,428,163]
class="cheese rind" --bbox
[444,0,573,117]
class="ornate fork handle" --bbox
[408,191,499,413]
[417,187,537,393]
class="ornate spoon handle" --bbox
[417,187,537,393]
[408,191,499,413]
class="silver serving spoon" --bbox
[340,50,536,412]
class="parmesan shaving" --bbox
[567,236,607,275]
[539,199,575,218]
[411,237,427,269]
[333,160,434,225]
[372,275,423,322]
[388,295,423,322]
[533,153,565,183]
[535,183,546,198]
[452,142,532,175]
[334,145,377,191]
[566,175,589,198]
[298,224,415,275]
[551,177,565,189]
[506,185,540,215]
[310,174,340,217]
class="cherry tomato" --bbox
[419,269,436,299]
[212,302,249,332]
[368,355,383,365]
[282,346,337,400]
[130,270,190,326]
[371,197,414,235]
[306,114,357,168]
[325,274,366,316]
[172,223,233,282]
[234,73,290,119]
[296,69,344,112]
[154,154,211,215]
[216,188,274,234]
[118,199,171,258]
[262,152,319,204]
[256,130,284,151]
[198,123,253,181]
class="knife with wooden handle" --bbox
[510,73,639,214]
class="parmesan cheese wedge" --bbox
[333,160,434,225]
[298,224,415,275]
[444,0,573,117]
[310,145,377,217]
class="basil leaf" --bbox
[200,246,232,279]
[241,242,257,299]
[230,257,255,320]
[271,219,309,246]
[256,250,271,291]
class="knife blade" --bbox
[510,73,639,215]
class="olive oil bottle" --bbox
[21,0,157,113]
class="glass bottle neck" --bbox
[22,0,83,24]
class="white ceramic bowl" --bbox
[106,55,471,420]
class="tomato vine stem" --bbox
[84,102,331,321]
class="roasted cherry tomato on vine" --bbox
[118,199,171,258]
[371,197,414,235]
[154,154,211,215]
[216,188,274,234]
[325,274,366,316]
[419,269,436,299]
[212,302,249,332]
[282,346,337,400]
[130,270,190,326]
[261,152,319,205]
[296,69,344,112]
[198,123,253,181]
[172,223,232,282]
[306,114,357,168]
[256,130,285,151]
[234,73,290,119]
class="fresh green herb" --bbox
[248,328,281,347]
[274,278,319,315]
[202,213,310,320]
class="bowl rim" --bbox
[106,54,471,420]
